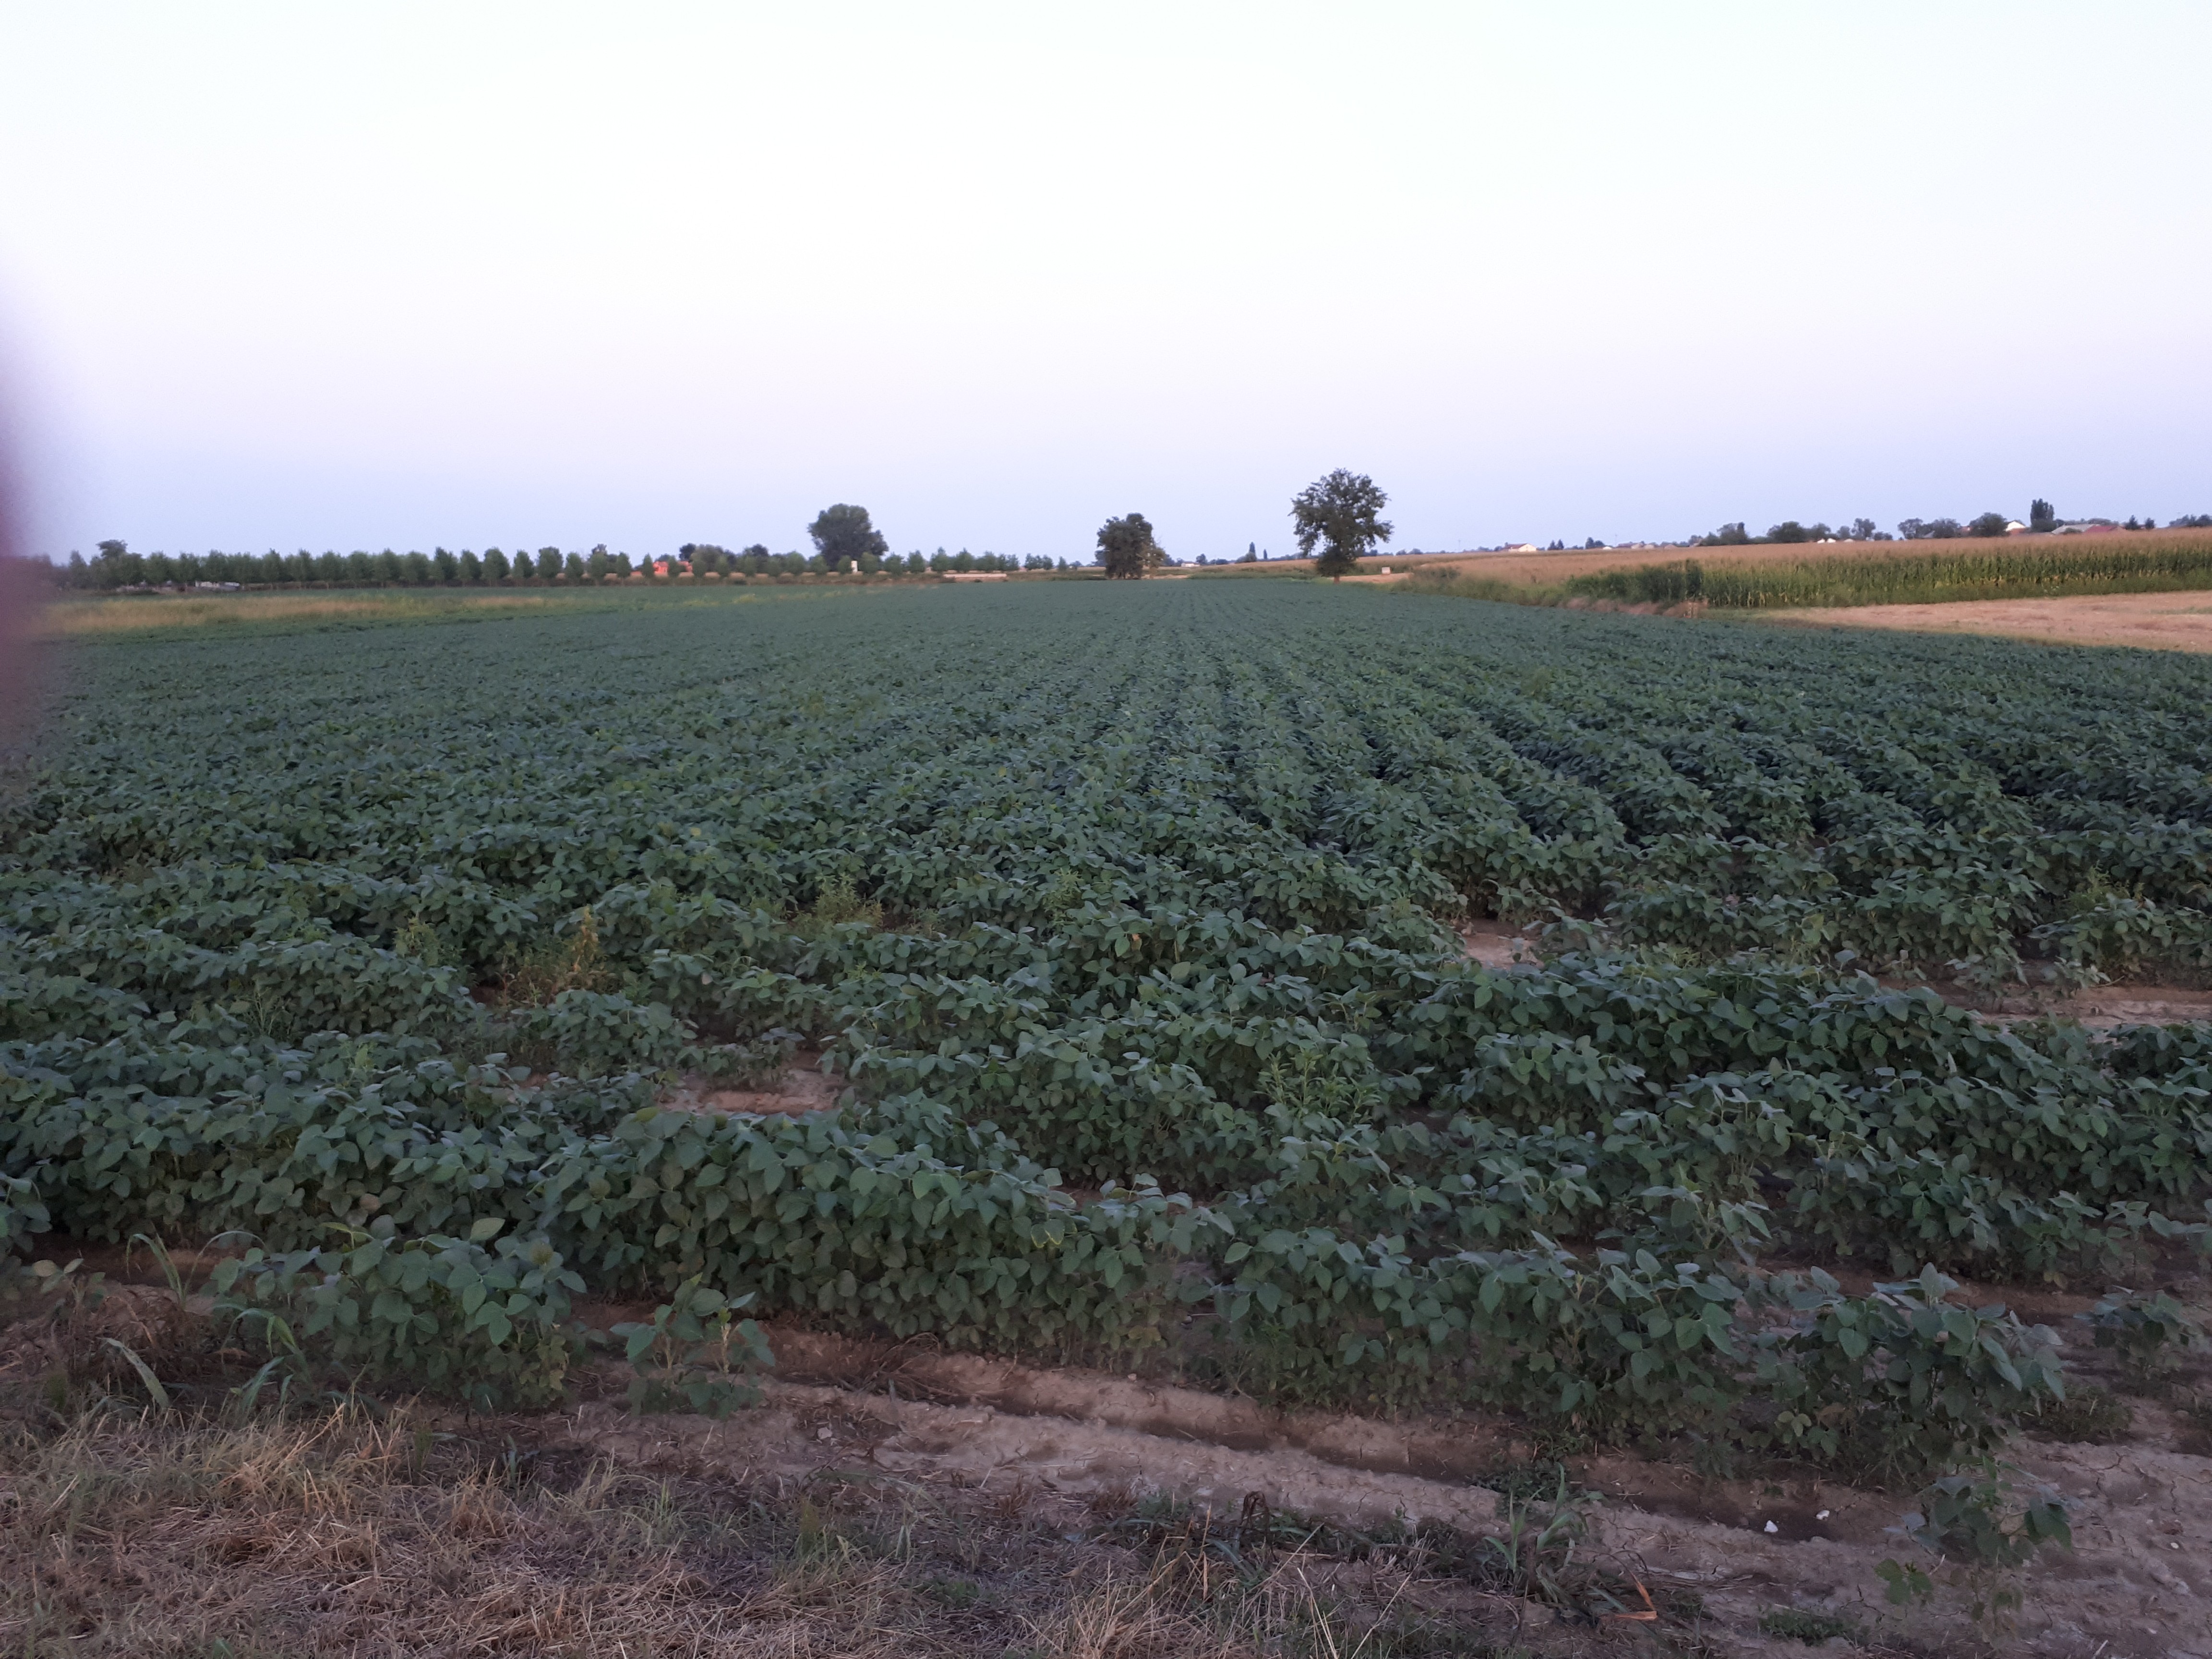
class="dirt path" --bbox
[1765,589,2212,653]
[549,1322,2212,1657]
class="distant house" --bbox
[2052,521,2120,535]
[1507,542,1541,553]
[2003,521,2028,535]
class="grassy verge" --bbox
[1391,530,2212,611]
[37,581,917,641]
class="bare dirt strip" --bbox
[543,1316,2212,1658]
[1765,589,2212,653]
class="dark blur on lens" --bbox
[0,370,41,740]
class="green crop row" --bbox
[6,580,2211,1477]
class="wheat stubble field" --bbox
[1768,589,2212,653]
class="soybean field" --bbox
[6,579,2212,1477]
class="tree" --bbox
[1096,513,1167,579]
[1697,522,1751,547]
[1847,517,1878,541]
[2029,499,2057,534]
[808,504,888,571]
[1290,471,1392,580]
[1968,512,2010,538]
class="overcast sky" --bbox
[1,3,2207,562]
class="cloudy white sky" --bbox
[1,2,2206,562]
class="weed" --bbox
[1474,1456,1575,1505]
[2082,1287,2205,1392]
[799,873,883,931]
[1468,1468,1605,1608]
[392,912,446,965]
[1759,1607,1862,1645]
[1875,1461,2071,1630]
[498,906,610,1004]
[2028,1382,2132,1443]
[923,1574,983,1609]
[611,1275,775,1417]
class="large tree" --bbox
[809,504,889,571]
[1096,513,1166,579]
[1291,470,1392,579]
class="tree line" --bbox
[54,521,1074,593]
[1693,501,2212,548]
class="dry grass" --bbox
[1,1403,987,1656]
[0,1400,1568,1659]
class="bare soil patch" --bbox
[660,1047,843,1117]
[1766,589,2212,653]
[1456,919,1543,969]
[1982,985,2212,1028]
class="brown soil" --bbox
[1456,919,1543,969]
[659,1048,843,1117]
[1765,589,2212,653]
[1981,985,2212,1028]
